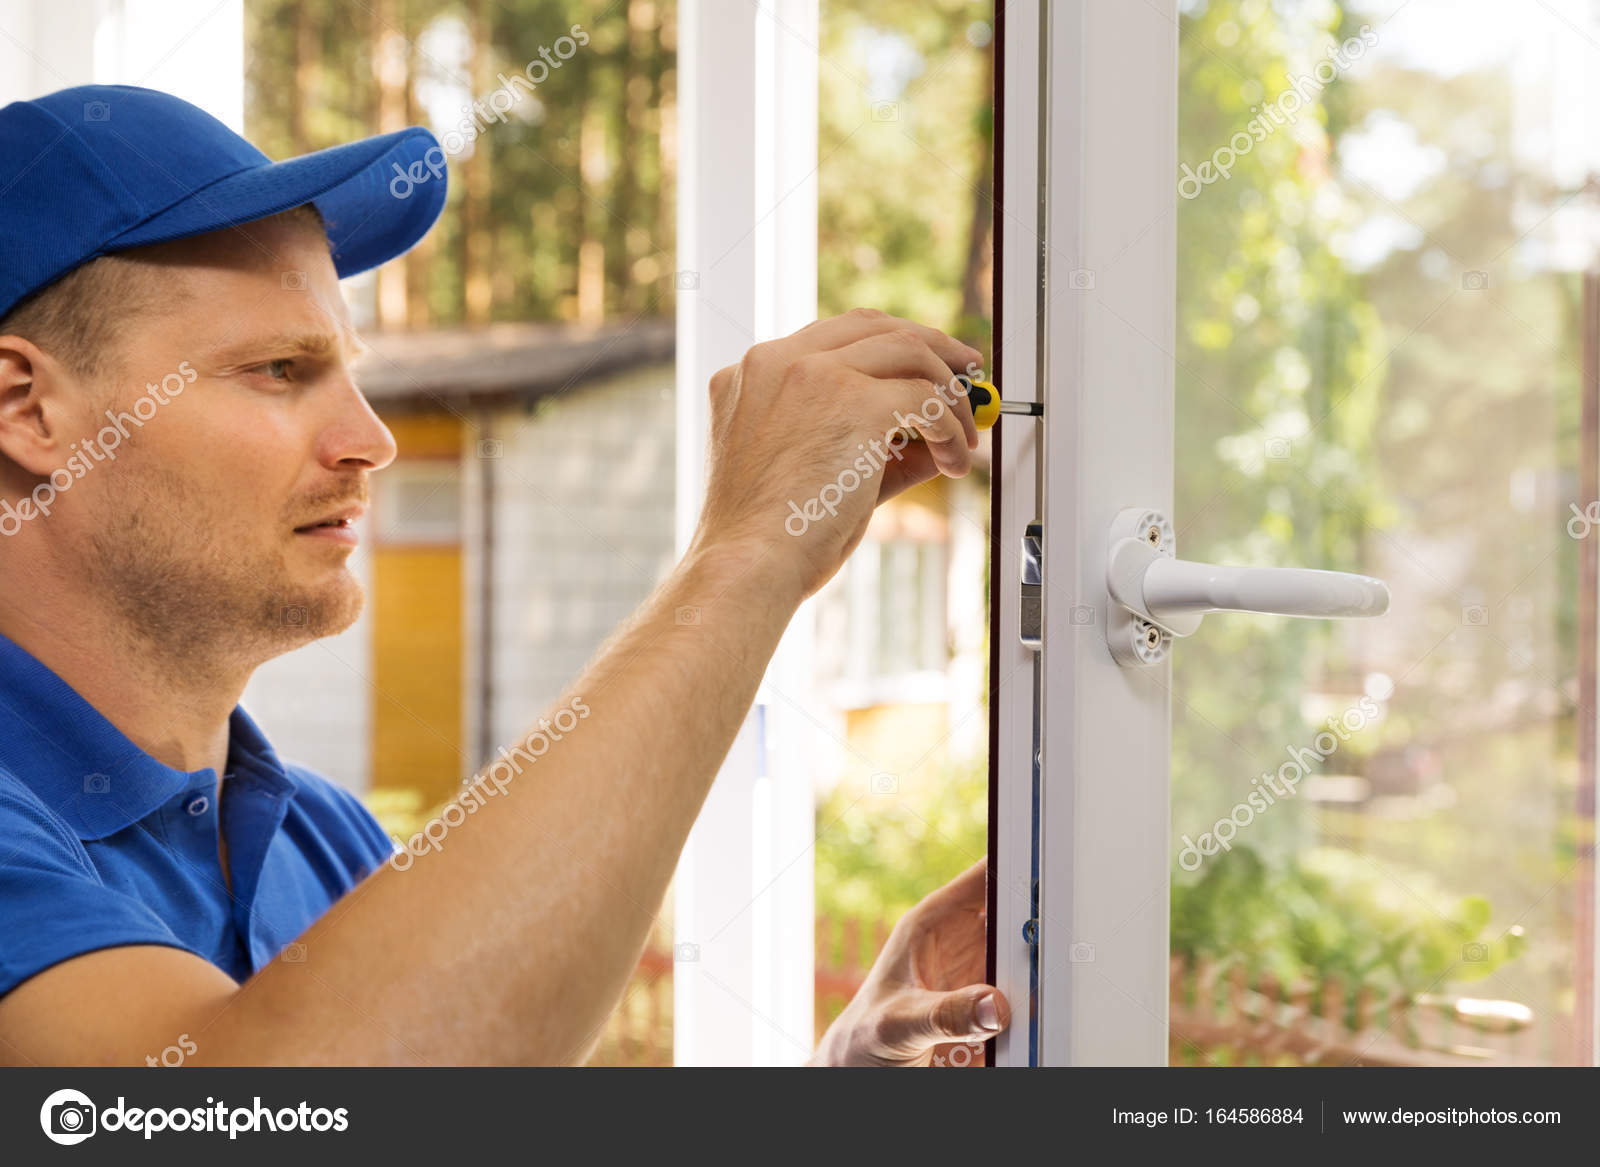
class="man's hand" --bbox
[0,309,986,1067]
[811,858,1009,1066]
[691,308,984,602]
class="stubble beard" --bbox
[83,472,364,678]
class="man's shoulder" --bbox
[0,766,92,866]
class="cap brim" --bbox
[107,127,447,278]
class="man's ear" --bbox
[0,335,74,478]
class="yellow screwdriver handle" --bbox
[957,375,1003,430]
[898,375,1006,442]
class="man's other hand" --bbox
[811,858,1009,1066]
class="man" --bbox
[0,84,1009,1065]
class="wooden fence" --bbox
[586,917,1562,1066]
[1168,955,1552,1066]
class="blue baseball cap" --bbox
[0,83,448,320]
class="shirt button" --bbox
[185,795,210,817]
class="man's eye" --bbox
[253,359,293,381]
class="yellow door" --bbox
[371,415,464,810]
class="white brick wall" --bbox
[242,534,374,793]
[483,365,678,750]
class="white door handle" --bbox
[1104,508,1390,665]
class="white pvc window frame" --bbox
[991,0,1177,1066]
[673,0,818,1067]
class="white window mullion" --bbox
[674,0,818,1067]
[1034,0,1177,1065]
[993,0,1178,1067]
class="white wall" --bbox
[0,0,102,106]
[242,532,375,793]
[1,0,243,129]
[485,365,678,747]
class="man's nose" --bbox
[318,375,398,471]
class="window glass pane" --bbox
[1175,0,1597,1066]
[812,0,995,1048]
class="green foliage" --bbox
[818,0,994,348]
[1173,845,1525,998]
[246,0,674,325]
[1173,0,1390,862]
[1173,0,1570,1025]
[815,754,987,925]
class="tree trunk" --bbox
[461,0,494,325]
[290,0,316,154]
[957,37,996,348]
[372,0,409,330]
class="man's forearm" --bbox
[195,538,801,1064]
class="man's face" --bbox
[59,215,396,663]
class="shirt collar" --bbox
[0,630,294,840]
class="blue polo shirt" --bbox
[0,632,394,999]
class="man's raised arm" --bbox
[0,310,983,1065]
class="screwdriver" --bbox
[957,374,1043,429]
[901,374,1042,440]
